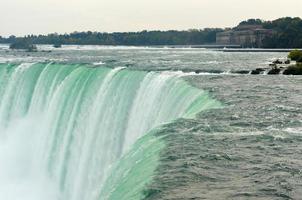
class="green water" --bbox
[0,63,221,200]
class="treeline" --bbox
[1,17,302,47]
[262,17,302,48]
[238,17,302,48]
[0,29,222,46]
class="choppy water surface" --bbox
[0,45,301,200]
[0,44,286,72]
[147,75,302,200]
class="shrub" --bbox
[288,50,302,62]
[283,64,302,75]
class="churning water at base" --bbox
[0,63,221,200]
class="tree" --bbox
[262,17,302,48]
[9,38,37,51]
[239,19,263,25]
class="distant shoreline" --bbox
[1,17,302,49]
[1,43,300,52]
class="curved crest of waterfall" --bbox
[0,63,221,200]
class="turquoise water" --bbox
[0,63,221,200]
[1,47,302,199]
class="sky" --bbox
[1,0,302,36]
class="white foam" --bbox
[0,117,60,200]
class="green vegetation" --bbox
[237,17,302,48]
[0,17,302,47]
[9,38,37,51]
[239,19,263,26]
[288,50,302,62]
[283,64,302,75]
[0,29,223,46]
[262,17,302,48]
[283,50,302,75]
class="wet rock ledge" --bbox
[234,50,302,75]
[250,59,302,75]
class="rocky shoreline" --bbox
[233,63,302,75]
[193,59,302,75]
[250,50,302,75]
[221,51,302,75]
[250,59,298,75]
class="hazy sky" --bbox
[1,0,302,36]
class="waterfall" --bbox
[0,63,221,200]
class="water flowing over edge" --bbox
[0,63,222,200]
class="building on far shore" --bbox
[216,24,273,48]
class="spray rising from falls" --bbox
[0,63,221,200]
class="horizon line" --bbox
[1,16,300,38]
